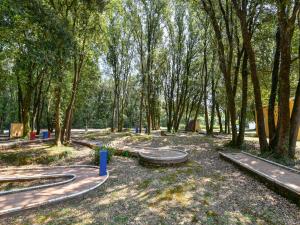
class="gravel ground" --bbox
[0,132,299,224]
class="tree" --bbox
[200,0,238,145]
[232,0,269,152]
[276,0,300,157]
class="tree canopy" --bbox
[0,0,300,159]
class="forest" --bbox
[0,0,300,161]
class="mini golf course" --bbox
[0,165,108,216]
[220,152,300,206]
[0,138,189,216]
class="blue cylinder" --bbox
[99,150,108,176]
[42,131,48,139]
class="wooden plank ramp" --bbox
[219,152,300,206]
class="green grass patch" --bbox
[127,135,153,142]
[113,215,129,223]
[159,173,177,184]
[137,179,152,189]
[152,184,190,206]
[0,145,72,166]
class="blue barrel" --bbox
[42,131,48,139]
[99,149,108,176]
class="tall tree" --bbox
[276,0,300,157]
[232,0,269,152]
[200,0,238,145]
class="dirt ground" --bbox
[0,131,299,225]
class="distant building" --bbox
[186,120,201,132]
[256,99,300,140]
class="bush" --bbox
[122,150,129,157]
[94,145,116,165]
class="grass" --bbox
[152,185,186,205]
[0,144,73,166]
[126,134,153,142]
[137,179,152,189]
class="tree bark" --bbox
[237,51,248,146]
[54,81,62,146]
[216,102,223,133]
[62,52,85,142]
[268,28,281,150]
[201,0,237,145]
[233,1,269,152]
[204,55,210,134]
[209,72,217,134]
[276,1,299,157]
[289,39,300,158]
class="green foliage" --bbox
[93,145,116,165]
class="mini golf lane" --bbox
[0,166,108,216]
[139,149,188,165]
[72,140,189,166]
[220,152,300,206]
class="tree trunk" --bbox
[203,47,210,134]
[139,89,144,133]
[22,93,31,137]
[62,62,82,142]
[54,82,62,146]
[46,96,54,133]
[111,92,116,132]
[289,78,300,158]
[277,24,292,156]
[216,102,223,133]
[224,109,228,134]
[237,51,248,146]
[209,76,216,134]
[276,0,299,157]
[193,94,203,132]
[233,3,269,152]
[268,28,280,150]
[201,0,237,144]
[289,40,300,158]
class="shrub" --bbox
[94,145,116,165]
[122,151,129,157]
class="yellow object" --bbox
[10,123,23,138]
[256,99,300,140]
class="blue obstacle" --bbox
[42,131,49,139]
[99,148,108,176]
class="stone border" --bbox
[138,150,188,166]
[0,174,76,196]
[219,152,300,206]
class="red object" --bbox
[30,132,36,140]
[48,132,51,138]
